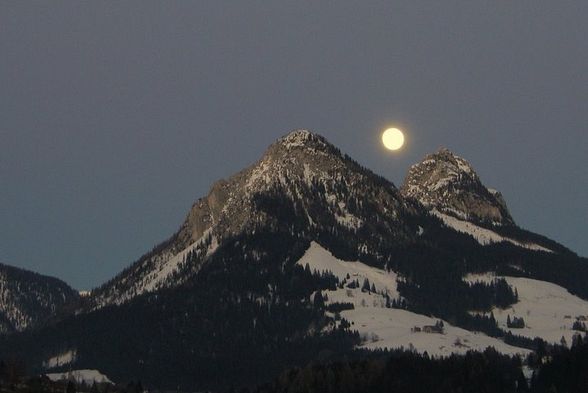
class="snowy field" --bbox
[344,305,528,356]
[297,242,529,357]
[465,273,588,345]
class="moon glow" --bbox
[382,128,405,151]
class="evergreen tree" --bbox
[361,278,371,292]
[66,380,76,393]
[572,333,584,348]
[313,291,324,308]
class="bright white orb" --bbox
[382,128,405,151]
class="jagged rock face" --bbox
[0,263,79,333]
[91,130,422,309]
[401,148,514,226]
[180,130,413,242]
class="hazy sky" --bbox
[2,1,587,289]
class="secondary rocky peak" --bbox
[401,149,514,226]
[428,147,477,175]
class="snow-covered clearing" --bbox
[45,369,112,385]
[465,273,588,345]
[297,242,528,357]
[434,211,552,253]
[297,242,398,297]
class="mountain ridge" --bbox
[2,130,563,321]
[2,129,586,391]
[0,261,79,333]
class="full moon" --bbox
[382,128,405,151]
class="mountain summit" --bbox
[401,148,514,226]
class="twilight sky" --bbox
[1,1,587,290]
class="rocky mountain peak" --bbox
[400,148,514,226]
[176,129,406,246]
[264,129,342,161]
[175,130,348,244]
[277,129,322,148]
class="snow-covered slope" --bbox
[297,243,528,357]
[465,273,588,345]
[434,211,552,253]
[401,148,514,226]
